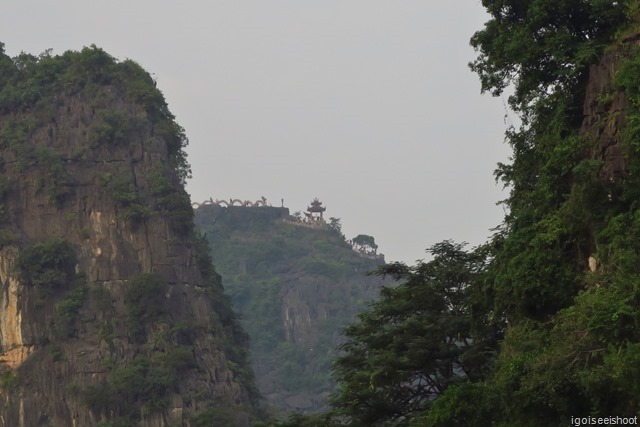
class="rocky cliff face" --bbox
[581,33,640,181]
[194,204,386,413]
[0,46,255,426]
[582,49,626,182]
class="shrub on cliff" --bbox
[16,238,76,289]
[124,273,168,342]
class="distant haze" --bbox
[1,1,512,264]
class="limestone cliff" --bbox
[194,204,386,413]
[0,45,256,426]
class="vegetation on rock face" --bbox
[194,205,386,414]
[54,283,87,338]
[76,266,254,425]
[192,230,257,396]
[0,43,258,426]
[13,242,207,423]
[124,273,169,343]
[470,0,629,112]
[0,42,192,233]
[15,239,88,337]
[83,348,196,424]
[100,170,150,228]
[0,168,13,247]
[265,2,640,426]
[16,238,77,301]
[149,168,194,234]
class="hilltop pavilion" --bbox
[306,198,326,222]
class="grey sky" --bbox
[2,1,512,264]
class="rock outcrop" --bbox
[582,52,628,181]
[581,32,640,182]
[0,45,256,426]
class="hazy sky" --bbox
[2,1,513,264]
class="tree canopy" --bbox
[326,242,493,426]
[470,0,630,111]
[260,3,640,426]
[0,43,191,184]
[352,234,378,250]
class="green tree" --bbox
[124,273,168,342]
[329,241,491,426]
[470,0,629,111]
[424,2,640,425]
[0,44,192,183]
[16,238,76,289]
[470,0,636,324]
[352,234,378,250]
[292,4,640,426]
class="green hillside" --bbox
[194,203,386,414]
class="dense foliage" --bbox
[15,238,89,338]
[329,242,493,426]
[16,238,78,306]
[264,2,640,426]
[351,234,378,251]
[83,344,197,424]
[0,42,193,233]
[470,0,630,111]
[124,273,169,343]
[0,42,189,174]
[16,238,76,288]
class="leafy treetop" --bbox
[352,234,378,250]
[470,0,630,112]
[327,241,492,426]
[0,43,191,184]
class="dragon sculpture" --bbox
[192,196,270,208]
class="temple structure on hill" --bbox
[304,198,326,223]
